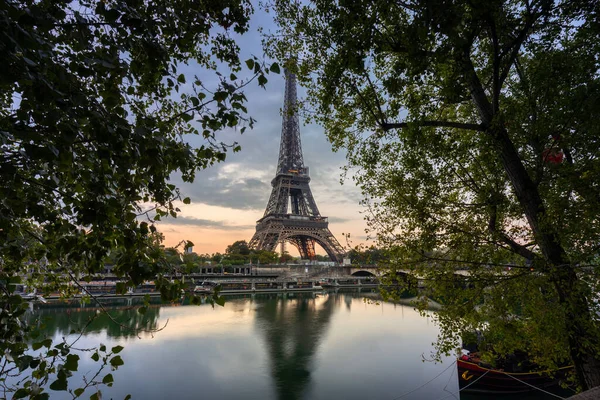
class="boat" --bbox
[194,281,216,294]
[18,292,47,303]
[457,351,573,394]
[194,279,323,294]
[13,287,47,303]
[319,278,379,288]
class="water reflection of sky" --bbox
[30,292,463,400]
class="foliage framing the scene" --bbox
[266,0,600,391]
[0,0,277,398]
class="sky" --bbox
[155,7,369,256]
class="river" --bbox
[23,290,569,400]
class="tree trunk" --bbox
[491,124,600,390]
[463,52,600,389]
[551,267,600,390]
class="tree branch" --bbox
[461,54,495,124]
[498,2,548,89]
[349,80,384,127]
[488,204,538,260]
[381,120,485,131]
[486,9,501,112]
[364,72,387,125]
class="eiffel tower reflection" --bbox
[254,292,339,400]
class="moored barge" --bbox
[458,355,572,394]
[194,279,322,294]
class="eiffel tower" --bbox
[249,70,344,262]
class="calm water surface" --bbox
[30,290,567,400]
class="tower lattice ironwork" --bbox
[249,70,344,262]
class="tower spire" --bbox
[276,70,304,175]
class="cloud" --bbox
[327,216,351,224]
[175,164,272,210]
[160,216,254,231]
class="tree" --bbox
[347,246,388,265]
[279,251,294,263]
[226,240,251,256]
[211,252,224,262]
[251,249,279,264]
[268,0,600,391]
[164,247,184,266]
[1,0,275,397]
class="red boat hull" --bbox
[457,359,571,394]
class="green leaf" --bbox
[177,73,186,83]
[138,305,147,314]
[245,59,254,70]
[214,91,228,102]
[91,352,99,362]
[110,355,124,367]
[269,62,281,74]
[74,388,85,397]
[18,355,33,371]
[183,197,191,204]
[116,282,127,295]
[124,395,132,400]
[90,391,102,400]
[8,294,24,304]
[258,75,268,87]
[102,373,114,385]
[49,377,68,391]
[65,354,80,371]
[111,345,124,354]
[13,388,29,399]
[214,295,225,307]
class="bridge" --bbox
[194,263,475,284]
[251,264,381,278]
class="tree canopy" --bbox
[267,0,600,391]
[162,240,279,270]
[0,0,277,397]
[226,240,251,255]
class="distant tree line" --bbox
[158,240,391,272]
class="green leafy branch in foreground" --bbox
[1,0,278,397]
[1,290,126,400]
[1,263,227,399]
